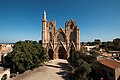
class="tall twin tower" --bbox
[42,11,80,59]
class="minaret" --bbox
[42,11,47,47]
[43,11,46,20]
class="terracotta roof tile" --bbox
[98,58,120,69]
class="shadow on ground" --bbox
[46,62,74,80]
[57,62,74,80]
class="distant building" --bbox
[101,51,120,58]
[0,44,13,52]
[0,44,14,61]
[82,46,96,51]
[109,51,120,57]
[98,58,120,80]
[42,11,80,59]
[101,52,113,57]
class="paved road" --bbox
[9,59,70,80]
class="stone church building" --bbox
[42,11,80,59]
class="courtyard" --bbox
[9,59,71,80]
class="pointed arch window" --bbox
[57,32,66,42]
[50,32,52,42]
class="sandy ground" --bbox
[9,59,71,80]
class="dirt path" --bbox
[9,59,71,80]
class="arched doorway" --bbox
[1,74,7,80]
[48,49,54,59]
[58,46,67,59]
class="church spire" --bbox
[43,11,46,21]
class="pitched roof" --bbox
[98,58,120,69]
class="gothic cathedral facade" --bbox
[42,11,80,59]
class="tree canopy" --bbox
[68,50,98,80]
[4,40,48,73]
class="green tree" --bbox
[100,41,114,51]
[4,40,48,73]
[38,40,42,45]
[68,50,98,80]
[94,39,101,45]
[70,47,75,62]
[113,38,120,50]
[74,59,91,80]
[68,46,76,66]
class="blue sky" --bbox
[0,0,120,43]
